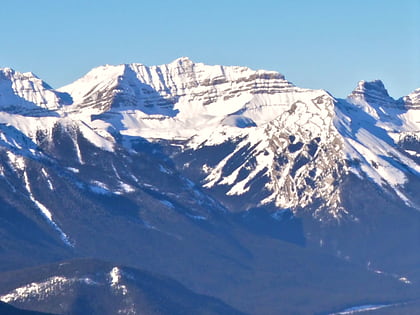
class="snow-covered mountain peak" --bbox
[354,79,387,92]
[0,68,71,115]
[347,80,395,107]
[344,79,405,121]
[57,59,309,141]
[58,64,126,113]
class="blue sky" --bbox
[1,0,419,98]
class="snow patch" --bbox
[23,170,73,247]
[116,181,135,194]
[0,276,70,303]
[398,276,411,284]
[109,267,128,295]
[41,168,54,190]
[66,167,79,173]
[7,151,26,171]
[0,276,98,304]
[89,181,112,195]
[330,304,391,314]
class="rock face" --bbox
[348,80,395,106]
[0,59,420,315]
[403,88,420,110]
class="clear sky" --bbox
[1,0,419,98]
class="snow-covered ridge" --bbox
[59,57,332,141]
[337,80,420,208]
[0,68,71,114]
[59,57,291,116]
[0,267,132,304]
[0,59,419,219]
[0,276,72,303]
[348,80,395,105]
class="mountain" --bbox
[56,57,419,215]
[0,259,245,315]
[0,59,419,314]
[0,68,71,115]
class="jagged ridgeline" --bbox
[0,58,419,315]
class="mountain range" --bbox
[0,58,419,314]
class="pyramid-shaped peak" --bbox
[348,79,395,105]
[354,80,389,96]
